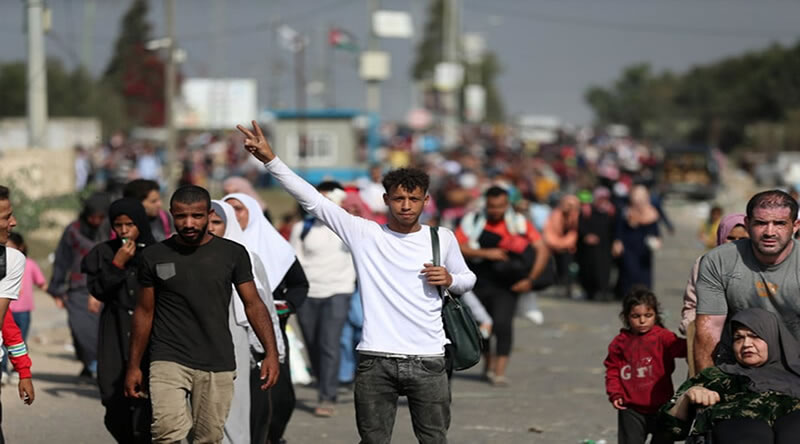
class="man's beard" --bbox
[753,236,791,258]
[177,222,208,244]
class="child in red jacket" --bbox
[604,288,685,444]
[2,309,34,404]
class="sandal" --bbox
[314,403,335,417]
[490,374,510,387]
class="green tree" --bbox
[0,59,126,135]
[103,0,152,81]
[103,0,168,127]
[475,51,504,123]
[412,0,444,81]
[586,40,800,150]
[0,62,26,117]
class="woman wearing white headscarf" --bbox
[209,200,285,444]
[208,200,251,444]
[211,200,286,361]
[223,192,309,444]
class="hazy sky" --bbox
[1,0,798,125]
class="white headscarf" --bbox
[212,200,285,362]
[223,193,297,289]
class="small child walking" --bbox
[604,288,686,444]
[7,233,44,340]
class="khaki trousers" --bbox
[149,360,235,444]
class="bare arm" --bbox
[693,314,725,372]
[125,286,155,398]
[458,243,508,262]
[510,239,552,293]
[236,280,279,390]
[528,239,550,281]
[666,391,694,421]
[667,386,721,420]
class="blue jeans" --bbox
[296,293,351,402]
[339,291,363,383]
[11,312,30,341]
[354,354,450,444]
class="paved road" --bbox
[1,201,714,443]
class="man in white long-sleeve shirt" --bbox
[237,121,476,444]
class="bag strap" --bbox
[429,226,445,301]
[0,245,6,280]
[300,217,315,241]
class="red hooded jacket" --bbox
[604,325,686,414]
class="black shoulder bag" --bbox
[430,226,483,371]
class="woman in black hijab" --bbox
[82,198,156,444]
[661,308,800,443]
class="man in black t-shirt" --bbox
[124,186,279,443]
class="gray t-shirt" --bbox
[696,239,800,340]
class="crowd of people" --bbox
[0,118,799,444]
[75,131,269,196]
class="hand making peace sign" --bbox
[237,120,275,164]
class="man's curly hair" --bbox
[382,168,430,194]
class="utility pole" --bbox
[26,0,48,149]
[268,17,283,109]
[81,0,95,71]
[211,0,226,127]
[164,0,178,192]
[441,0,460,150]
[294,36,308,175]
[366,0,380,114]
[324,24,335,108]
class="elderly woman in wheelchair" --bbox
[659,308,800,444]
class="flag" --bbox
[278,25,305,52]
[328,27,358,52]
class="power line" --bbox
[487,0,800,7]
[0,0,361,41]
[46,30,81,65]
[178,0,361,41]
[463,0,799,39]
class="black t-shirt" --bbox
[139,236,253,372]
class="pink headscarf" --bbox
[341,191,376,221]
[223,176,267,210]
[716,213,746,246]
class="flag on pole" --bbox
[278,25,306,52]
[328,27,358,51]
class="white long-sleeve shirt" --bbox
[265,158,477,355]
[0,246,23,356]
